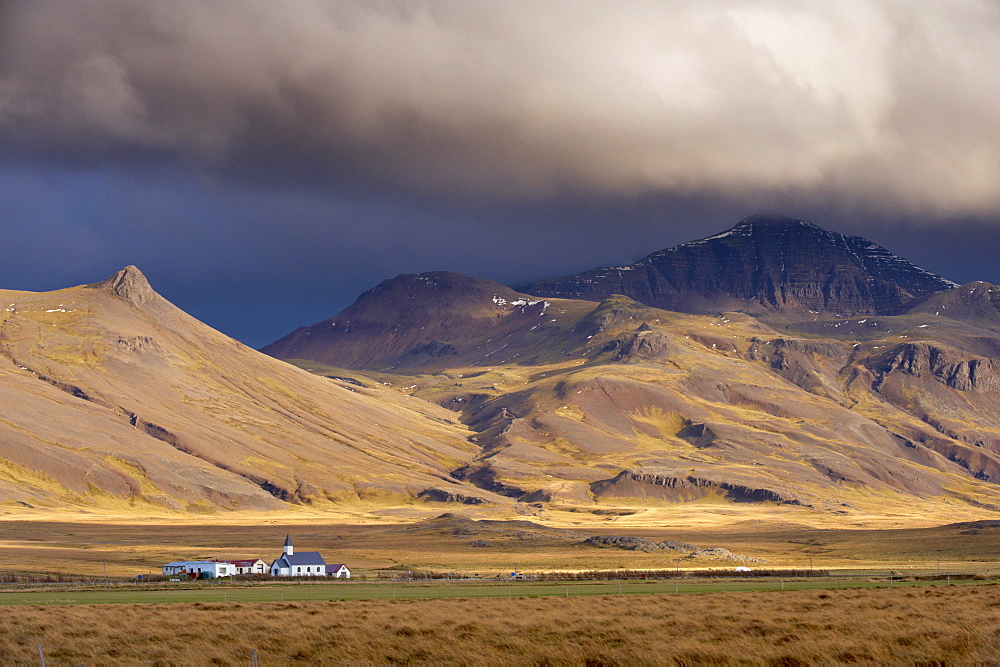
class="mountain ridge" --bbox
[6,215,1000,519]
[525,214,957,318]
[255,216,1000,516]
[0,267,507,511]
[260,271,568,369]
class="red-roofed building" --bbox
[326,563,351,578]
[225,558,267,575]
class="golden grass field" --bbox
[2,585,1000,664]
[2,504,1000,577]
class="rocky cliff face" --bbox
[527,215,956,317]
[592,467,805,504]
[868,341,1000,393]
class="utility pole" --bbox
[103,559,107,586]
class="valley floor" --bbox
[2,503,1000,577]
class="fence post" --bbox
[251,648,258,667]
[38,642,46,667]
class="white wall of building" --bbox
[162,561,234,578]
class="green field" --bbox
[0,576,994,606]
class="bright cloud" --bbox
[2,0,999,214]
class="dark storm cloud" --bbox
[3,0,1000,216]
[4,1,1000,348]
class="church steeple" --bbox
[283,534,293,556]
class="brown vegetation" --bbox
[0,267,498,511]
[4,515,1000,578]
[2,585,999,664]
[6,260,1000,523]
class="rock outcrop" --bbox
[868,342,1000,392]
[583,535,697,552]
[592,467,806,505]
[90,265,158,307]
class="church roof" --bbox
[273,551,326,568]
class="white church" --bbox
[270,535,350,578]
[161,535,349,579]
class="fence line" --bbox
[0,574,986,609]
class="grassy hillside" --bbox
[0,267,498,512]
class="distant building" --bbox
[326,563,351,579]
[162,537,347,579]
[162,560,235,578]
[227,558,267,575]
[269,535,327,577]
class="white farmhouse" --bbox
[162,560,235,578]
[326,564,351,578]
[269,535,327,576]
[227,558,267,575]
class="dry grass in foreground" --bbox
[2,584,999,664]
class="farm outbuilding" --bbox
[326,564,351,578]
[227,559,267,575]
[162,560,235,578]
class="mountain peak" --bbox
[734,213,810,229]
[90,265,156,307]
[689,214,822,245]
[527,215,956,317]
[261,270,548,368]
